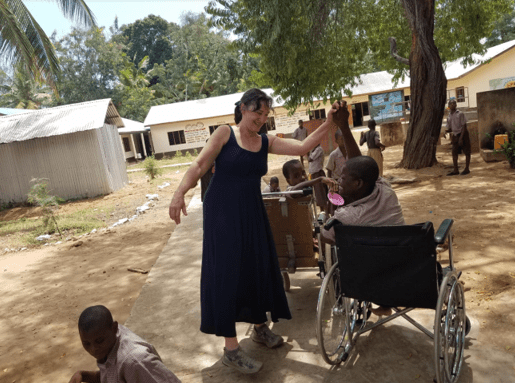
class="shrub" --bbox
[27,178,63,236]
[493,129,515,168]
[142,155,163,180]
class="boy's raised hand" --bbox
[331,100,350,128]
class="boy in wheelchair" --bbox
[319,105,405,245]
[320,105,405,316]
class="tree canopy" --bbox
[208,0,512,109]
[0,0,96,88]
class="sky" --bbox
[24,0,212,38]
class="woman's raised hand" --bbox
[169,193,187,224]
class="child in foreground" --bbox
[68,305,181,383]
[282,159,337,198]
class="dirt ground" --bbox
[1,139,514,383]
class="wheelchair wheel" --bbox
[281,271,290,292]
[434,272,466,383]
[316,262,357,365]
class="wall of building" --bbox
[477,87,515,142]
[120,133,136,160]
[449,47,515,109]
[0,125,128,203]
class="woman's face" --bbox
[241,101,270,132]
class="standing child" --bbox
[263,176,281,193]
[308,143,328,212]
[68,305,181,383]
[360,119,385,177]
[445,99,471,175]
[292,120,308,167]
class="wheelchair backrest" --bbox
[334,222,439,309]
[263,195,318,268]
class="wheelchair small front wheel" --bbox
[316,262,355,365]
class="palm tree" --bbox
[0,0,96,89]
[0,63,52,109]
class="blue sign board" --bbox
[369,91,404,122]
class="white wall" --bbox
[448,47,515,108]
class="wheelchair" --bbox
[317,218,469,383]
[262,188,327,291]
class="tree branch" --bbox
[388,37,410,66]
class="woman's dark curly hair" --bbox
[234,88,274,124]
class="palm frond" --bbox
[53,0,96,26]
[1,0,59,88]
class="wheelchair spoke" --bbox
[435,273,466,383]
[316,262,356,365]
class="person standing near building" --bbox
[360,119,385,177]
[292,120,308,167]
[445,99,471,176]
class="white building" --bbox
[0,99,128,203]
[118,118,153,162]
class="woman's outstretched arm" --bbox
[169,125,230,224]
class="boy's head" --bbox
[78,305,118,363]
[282,159,306,186]
[334,129,348,157]
[448,99,457,112]
[368,119,377,130]
[270,176,279,188]
[338,156,379,203]
[298,120,304,127]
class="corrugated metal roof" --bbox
[0,99,124,144]
[118,118,149,134]
[444,39,515,79]
[144,89,283,127]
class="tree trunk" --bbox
[400,0,447,169]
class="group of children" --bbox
[263,120,384,214]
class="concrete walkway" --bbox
[125,187,514,382]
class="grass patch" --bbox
[0,208,106,249]
[127,154,196,170]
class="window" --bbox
[456,87,465,103]
[362,102,369,116]
[309,108,326,120]
[209,125,220,135]
[168,130,186,146]
[266,117,276,131]
[122,137,131,152]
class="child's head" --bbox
[298,120,304,127]
[334,130,347,157]
[270,176,279,189]
[78,305,118,363]
[282,159,306,186]
[368,119,377,130]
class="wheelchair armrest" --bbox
[435,219,454,244]
[323,217,339,231]
[302,188,313,196]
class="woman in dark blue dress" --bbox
[169,89,347,374]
